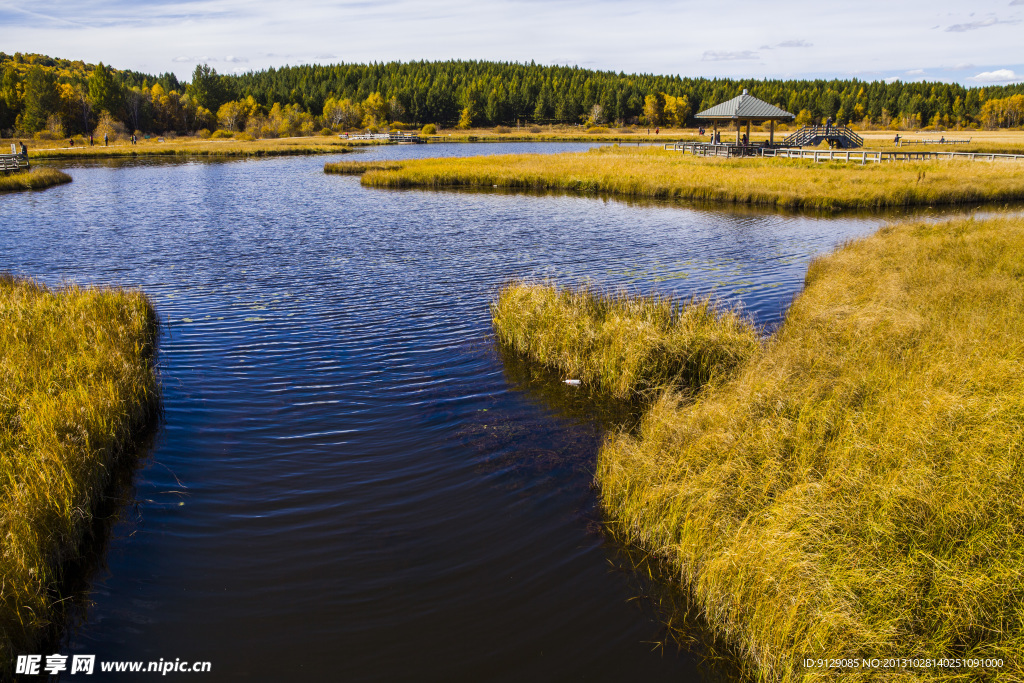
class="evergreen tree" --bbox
[188,64,227,112]
[88,63,122,118]
[21,66,58,132]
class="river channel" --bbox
[0,143,975,681]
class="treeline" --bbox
[2,51,1024,139]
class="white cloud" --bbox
[968,68,1020,82]
[946,17,1018,31]
[0,0,1021,84]
[905,69,925,75]
[702,50,760,61]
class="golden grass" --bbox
[492,283,759,400]
[593,215,1024,680]
[333,146,1024,211]
[0,275,159,664]
[8,135,358,160]
[0,168,72,193]
[324,160,405,175]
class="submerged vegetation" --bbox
[492,283,758,400]
[495,215,1024,680]
[330,146,1024,210]
[0,167,71,192]
[0,275,159,665]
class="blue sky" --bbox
[1,0,1022,85]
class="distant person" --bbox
[655,127,659,134]
[20,142,27,156]
[69,138,74,147]
[894,133,900,146]
[742,133,748,145]
[89,134,94,146]
[104,133,108,146]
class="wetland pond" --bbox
[1,143,981,681]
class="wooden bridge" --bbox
[343,132,423,143]
[665,141,1024,164]
[1,152,29,173]
[781,125,864,149]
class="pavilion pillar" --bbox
[736,119,741,144]
[746,120,751,143]
[770,120,775,146]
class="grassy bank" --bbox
[13,135,358,160]
[492,283,758,400]
[0,168,72,193]
[330,146,1024,210]
[553,215,1024,680]
[0,275,160,666]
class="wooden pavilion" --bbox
[695,90,795,146]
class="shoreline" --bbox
[493,215,1024,680]
[326,146,1024,211]
[0,276,160,672]
[0,168,72,193]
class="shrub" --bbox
[197,128,212,139]
[93,111,127,143]
[234,132,254,141]
[319,128,334,137]
[210,129,233,139]
[494,126,511,134]
[586,126,611,134]
[528,126,542,133]
[421,123,437,135]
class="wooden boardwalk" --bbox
[665,141,1024,164]
[0,152,29,173]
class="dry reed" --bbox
[0,275,159,667]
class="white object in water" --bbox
[564,379,581,386]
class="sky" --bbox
[1,0,1022,86]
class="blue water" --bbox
[0,143,968,681]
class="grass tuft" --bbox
[323,160,406,175]
[491,282,759,400]
[0,275,160,667]
[0,168,72,193]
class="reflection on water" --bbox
[0,143,985,681]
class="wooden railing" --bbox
[897,138,971,146]
[0,153,29,173]
[343,132,422,142]
[665,142,1024,164]
[781,125,864,149]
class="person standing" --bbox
[104,133,108,146]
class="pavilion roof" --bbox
[696,90,795,121]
